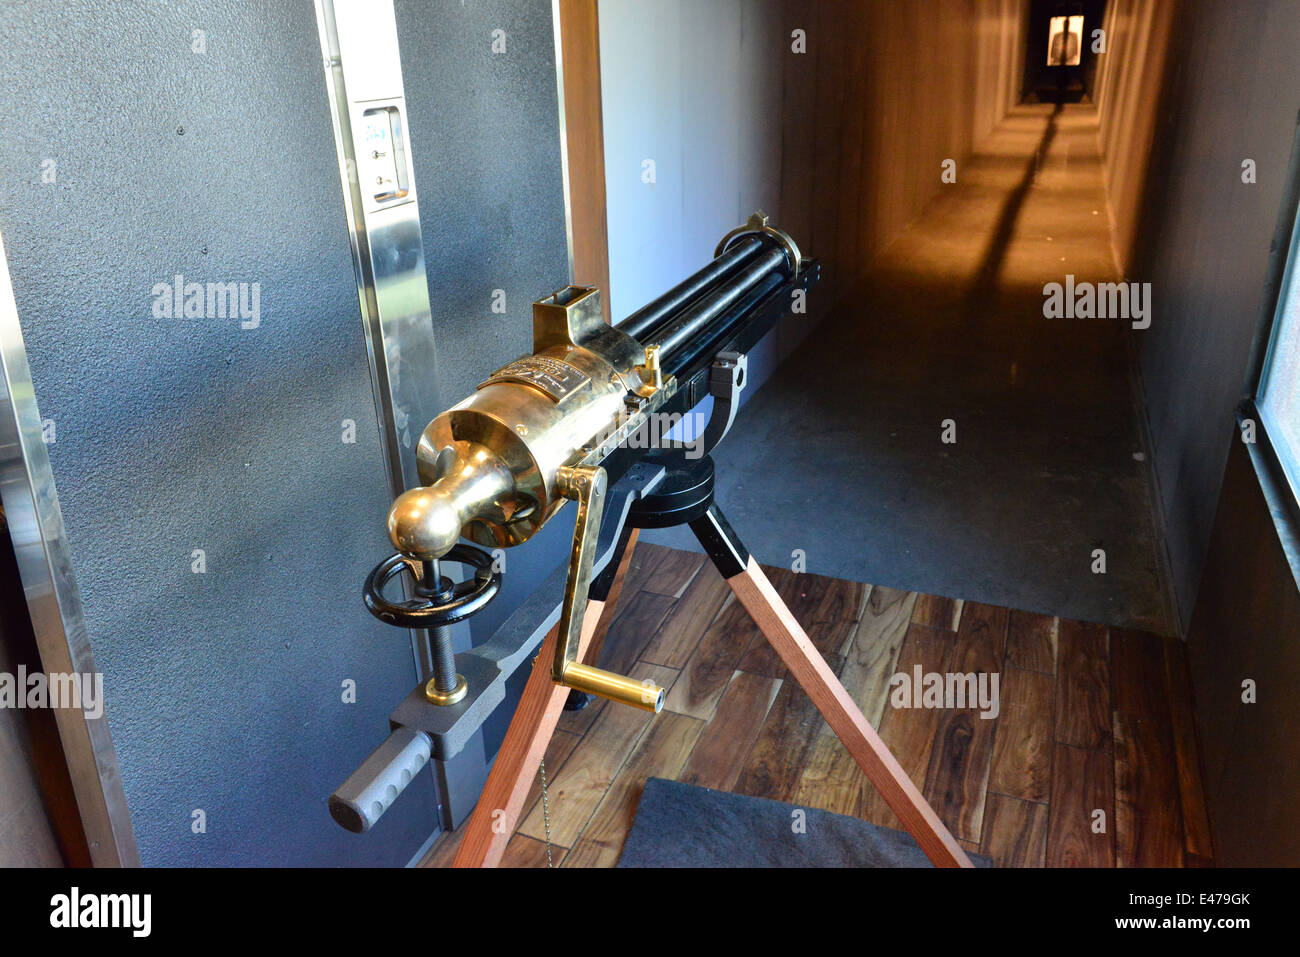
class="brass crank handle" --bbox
[551,464,665,713]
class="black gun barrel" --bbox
[657,266,787,379]
[643,244,790,366]
[615,236,766,341]
[614,232,795,366]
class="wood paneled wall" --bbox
[557,0,612,324]
[1092,0,1177,275]
[0,638,65,866]
[778,0,1027,318]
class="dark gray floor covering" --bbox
[617,778,992,868]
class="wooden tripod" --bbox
[452,513,972,868]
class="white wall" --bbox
[598,0,793,405]
[599,0,785,323]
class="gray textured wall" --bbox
[0,0,569,865]
[1104,0,1300,863]
[396,0,572,648]
[1098,0,1300,626]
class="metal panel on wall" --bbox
[0,0,571,865]
[391,0,573,785]
[394,0,573,649]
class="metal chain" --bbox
[538,757,555,868]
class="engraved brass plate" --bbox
[478,355,590,402]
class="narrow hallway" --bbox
[648,102,1172,634]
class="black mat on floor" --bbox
[617,778,992,868]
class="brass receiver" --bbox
[386,212,802,714]
[387,284,672,712]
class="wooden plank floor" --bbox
[422,544,1212,868]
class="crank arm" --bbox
[551,464,665,712]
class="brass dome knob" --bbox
[387,485,464,561]
[386,444,515,561]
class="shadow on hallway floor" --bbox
[645,103,1173,634]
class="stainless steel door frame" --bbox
[315,0,449,680]
[315,0,489,831]
[316,0,579,835]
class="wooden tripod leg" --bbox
[726,557,973,868]
[451,599,605,868]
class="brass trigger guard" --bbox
[551,464,665,713]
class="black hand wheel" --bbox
[363,544,501,628]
